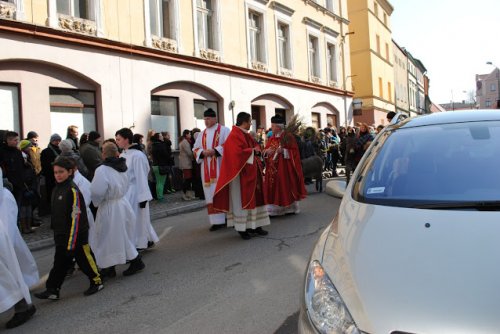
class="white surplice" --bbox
[120,147,159,249]
[73,171,96,250]
[193,123,231,225]
[0,221,32,313]
[0,170,39,288]
[90,164,138,268]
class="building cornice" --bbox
[302,0,350,24]
[270,1,294,16]
[377,0,394,15]
[0,19,354,97]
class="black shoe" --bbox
[31,221,41,227]
[34,288,59,300]
[209,224,226,232]
[123,256,145,276]
[238,231,252,240]
[147,241,155,249]
[83,283,104,296]
[249,227,268,236]
[66,266,76,278]
[5,305,36,329]
[100,267,116,281]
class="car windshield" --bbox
[354,120,500,208]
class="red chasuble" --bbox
[213,126,266,212]
[264,132,307,207]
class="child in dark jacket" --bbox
[34,157,103,300]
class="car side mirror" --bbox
[326,179,346,199]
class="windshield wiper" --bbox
[412,201,500,211]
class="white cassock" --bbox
[0,221,32,313]
[0,170,39,288]
[73,171,96,250]
[193,123,231,225]
[90,164,138,268]
[120,147,159,249]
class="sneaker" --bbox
[249,227,268,236]
[238,231,252,240]
[5,305,36,329]
[123,256,145,276]
[83,283,104,296]
[34,288,59,300]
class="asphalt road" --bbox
[1,188,341,334]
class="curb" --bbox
[27,201,206,252]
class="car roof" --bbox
[394,110,500,129]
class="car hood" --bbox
[321,199,500,334]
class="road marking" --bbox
[159,226,173,241]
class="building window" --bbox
[151,96,180,148]
[374,2,378,17]
[383,12,387,25]
[387,82,392,102]
[277,22,291,70]
[376,34,380,54]
[311,112,320,129]
[490,83,496,92]
[194,99,218,129]
[56,0,93,20]
[325,0,334,12]
[486,100,492,107]
[248,11,265,63]
[327,114,336,128]
[149,0,172,39]
[378,77,383,99]
[385,43,389,61]
[0,83,21,134]
[49,88,96,138]
[196,0,215,50]
[327,43,338,83]
[308,35,320,78]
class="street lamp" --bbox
[486,61,500,108]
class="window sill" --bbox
[0,1,16,20]
[199,48,220,62]
[252,61,268,72]
[151,36,178,53]
[279,67,293,78]
[58,14,96,36]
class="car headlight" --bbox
[305,260,360,334]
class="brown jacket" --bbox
[178,139,193,170]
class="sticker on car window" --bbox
[367,187,385,195]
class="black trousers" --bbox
[46,233,101,290]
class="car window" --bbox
[353,121,500,206]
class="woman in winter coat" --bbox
[178,130,194,201]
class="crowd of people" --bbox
[0,109,392,329]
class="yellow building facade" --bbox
[348,0,395,126]
[0,0,354,145]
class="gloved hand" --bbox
[139,201,147,209]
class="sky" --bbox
[390,0,500,104]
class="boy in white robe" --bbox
[91,142,145,278]
[0,221,36,329]
[115,128,159,249]
[0,169,39,288]
[192,108,231,231]
[72,166,96,252]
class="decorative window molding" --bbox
[0,0,24,20]
[47,0,103,37]
[270,1,294,17]
[322,26,339,38]
[192,0,223,62]
[302,0,349,24]
[144,0,180,53]
[245,0,269,71]
[303,17,322,31]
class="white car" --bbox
[299,110,500,334]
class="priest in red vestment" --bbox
[263,115,307,216]
[213,112,270,240]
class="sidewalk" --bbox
[24,191,206,252]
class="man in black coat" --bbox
[39,134,62,215]
[0,131,25,210]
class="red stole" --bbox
[201,124,221,187]
[264,132,307,207]
[213,126,266,212]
